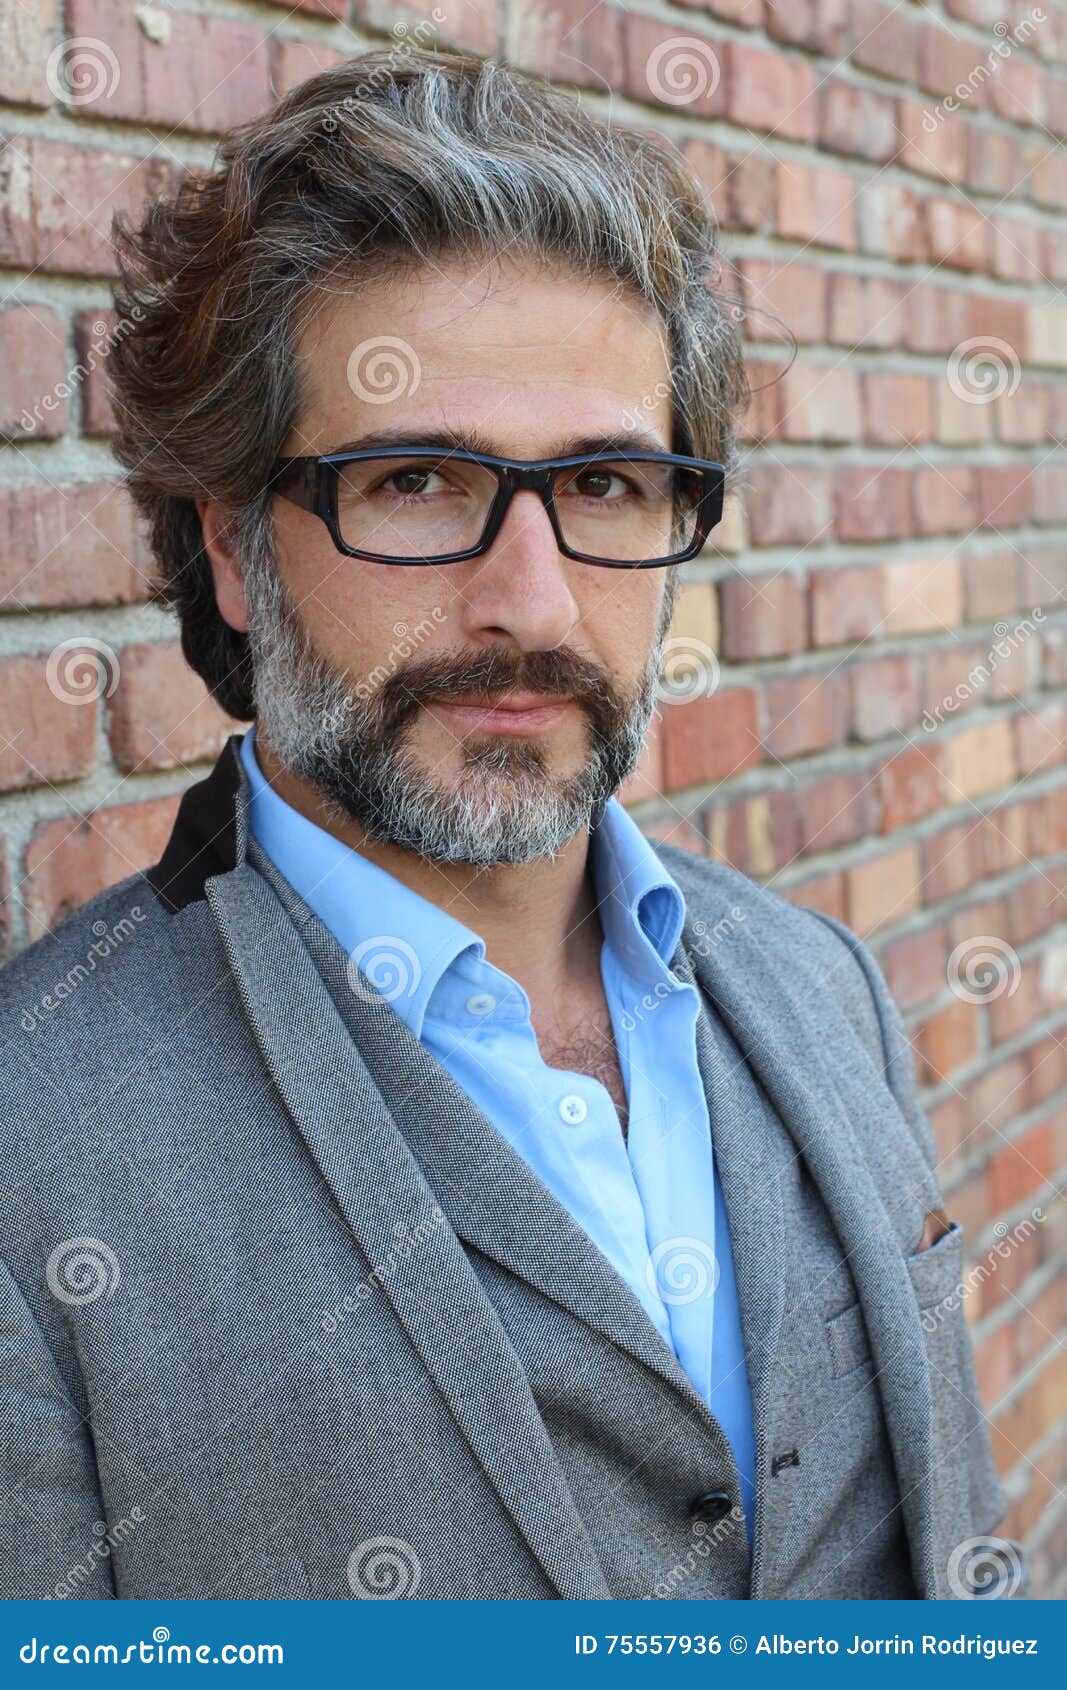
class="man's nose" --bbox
[456,488,581,652]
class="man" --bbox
[0,49,1007,1601]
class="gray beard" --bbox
[242,552,676,867]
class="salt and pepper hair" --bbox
[107,47,747,720]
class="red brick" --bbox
[847,843,922,933]
[719,571,806,660]
[746,463,835,547]
[705,789,800,876]
[0,0,57,106]
[849,0,920,83]
[987,54,1046,128]
[827,274,907,349]
[0,654,98,793]
[774,159,856,248]
[763,669,849,759]
[270,38,349,99]
[966,124,1025,197]
[896,100,967,183]
[863,371,934,445]
[818,79,898,161]
[811,565,886,646]
[915,998,980,1085]
[1015,701,1067,778]
[108,643,241,774]
[967,544,1021,618]
[685,141,777,234]
[989,1123,1055,1213]
[0,482,150,611]
[660,687,761,789]
[849,652,923,740]
[0,305,68,441]
[913,464,977,534]
[904,284,970,353]
[65,0,272,132]
[23,797,180,940]
[741,259,828,343]
[922,197,989,269]
[779,363,863,442]
[620,15,724,116]
[796,769,879,853]
[72,310,119,436]
[881,923,949,1010]
[943,718,1016,799]
[358,0,500,53]
[727,41,817,139]
[878,743,945,831]
[922,820,984,902]
[764,0,848,54]
[918,21,996,101]
[835,465,912,542]
[856,181,922,260]
[990,215,1047,286]
[0,135,179,277]
[973,465,1032,530]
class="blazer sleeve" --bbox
[0,1252,115,1599]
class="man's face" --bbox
[244,256,678,865]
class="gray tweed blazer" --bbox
[0,736,1007,1599]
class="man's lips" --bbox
[425,692,573,735]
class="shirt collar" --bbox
[239,727,688,1031]
[240,727,482,1037]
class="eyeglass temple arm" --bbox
[269,457,318,513]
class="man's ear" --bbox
[197,498,249,635]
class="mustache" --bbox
[372,646,620,733]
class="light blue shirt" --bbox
[240,727,755,1531]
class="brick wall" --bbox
[1,0,1064,1595]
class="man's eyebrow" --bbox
[318,426,673,457]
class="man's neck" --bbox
[252,734,606,1011]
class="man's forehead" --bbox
[292,260,673,451]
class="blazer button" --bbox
[689,1490,732,1527]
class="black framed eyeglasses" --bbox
[269,446,726,568]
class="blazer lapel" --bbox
[206,859,612,1600]
[668,875,939,1598]
[669,940,788,1597]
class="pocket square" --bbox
[915,1206,952,1253]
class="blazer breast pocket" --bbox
[824,1222,965,1377]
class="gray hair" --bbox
[107,46,747,719]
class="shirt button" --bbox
[558,1094,588,1125]
[466,992,496,1016]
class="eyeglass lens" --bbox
[333,455,705,562]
